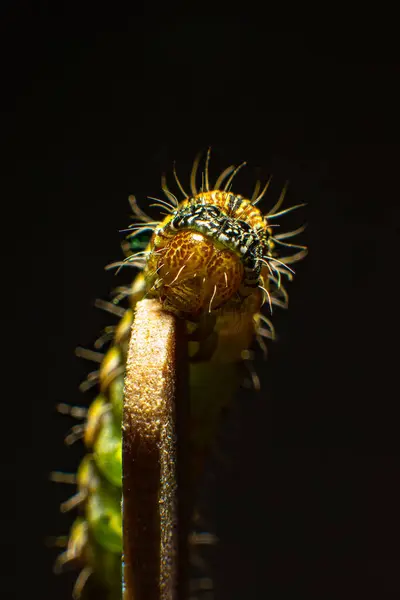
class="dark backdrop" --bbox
[5,12,400,600]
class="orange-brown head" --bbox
[143,192,268,320]
[152,229,244,317]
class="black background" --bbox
[5,11,400,600]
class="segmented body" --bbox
[53,151,307,599]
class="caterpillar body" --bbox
[52,150,307,599]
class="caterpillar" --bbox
[51,149,307,599]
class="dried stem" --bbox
[123,299,189,600]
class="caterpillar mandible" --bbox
[51,148,307,599]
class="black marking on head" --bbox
[226,193,244,216]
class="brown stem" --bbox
[123,299,188,600]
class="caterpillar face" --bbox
[149,228,244,316]
[142,191,272,320]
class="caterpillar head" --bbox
[146,229,245,319]
[125,157,307,322]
